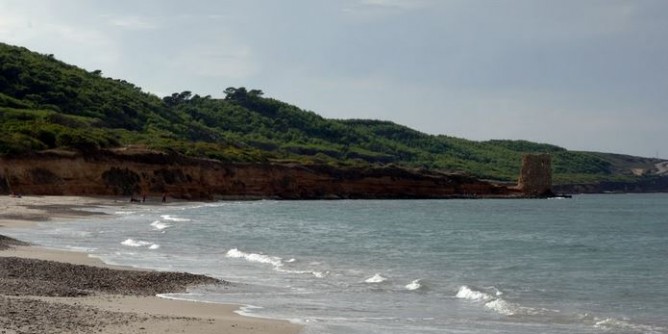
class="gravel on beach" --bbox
[0,295,155,334]
[0,256,224,297]
[0,197,301,334]
[0,235,227,334]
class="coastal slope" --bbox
[0,150,516,200]
[2,42,666,195]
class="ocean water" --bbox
[3,194,668,334]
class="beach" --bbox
[0,196,302,334]
[3,195,667,334]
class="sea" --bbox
[3,194,667,334]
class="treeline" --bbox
[0,43,627,183]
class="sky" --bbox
[0,0,666,158]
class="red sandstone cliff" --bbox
[0,150,518,200]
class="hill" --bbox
[0,42,665,190]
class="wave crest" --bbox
[457,285,558,317]
[226,248,328,278]
[405,279,423,291]
[160,215,191,222]
[121,238,160,250]
[456,286,494,301]
[364,273,388,283]
[312,271,328,278]
[150,220,170,230]
[226,248,284,268]
[594,317,666,334]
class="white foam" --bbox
[235,304,265,318]
[66,246,98,253]
[160,215,191,222]
[226,248,283,268]
[121,238,152,247]
[312,271,328,278]
[456,286,493,301]
[121,238,160,250]
[226,248,327,278]
[278,268,328,277]
[405,279,423,291]
[484,299,515,315]
[364,273,388,283]
[594,317,665,333]
[456,285,549,317]
[150,220,170,230]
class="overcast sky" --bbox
[1,0,666,157]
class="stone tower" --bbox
[517,154,553,197]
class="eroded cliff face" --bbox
[0,150,516,200]
[553,177,668,194]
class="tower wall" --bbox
[517,154,553,196]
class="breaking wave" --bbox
[226,248,327,278]
[593,317,666,334]
[405,279,423,291]
[456,285,551,316]
[456,285,494,301]
[121,238,160,250]
[364,273,388,283]
[454,285,663,333]
[226,248,283,267]
[150,220,170,231]
[160,215,191,222]
[312,271,328,278]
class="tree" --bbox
[224,87,265,109]
[249,89,264,97]
[163,91,193,107]
[224,87,248,102]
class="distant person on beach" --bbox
[162,193,167,203]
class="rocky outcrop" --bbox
[553,176,668,194]
[0,150,517,200]
[517,154,553,197]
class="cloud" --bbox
[343,0,435,20]
[169,44,260,80]
[107,15,158,30]
[359,0,433,10]
[0,6,118,69]
[0,0,663,157]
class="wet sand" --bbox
[0,195,302,334]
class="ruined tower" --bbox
[517,154,553,197]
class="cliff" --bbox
[0,150,518,200]
[553,177,668,194]
[3,42,666,191]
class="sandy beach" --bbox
[0,195,302,334]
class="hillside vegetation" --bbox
[0,43,658,184]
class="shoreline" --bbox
[0,195,302,334]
